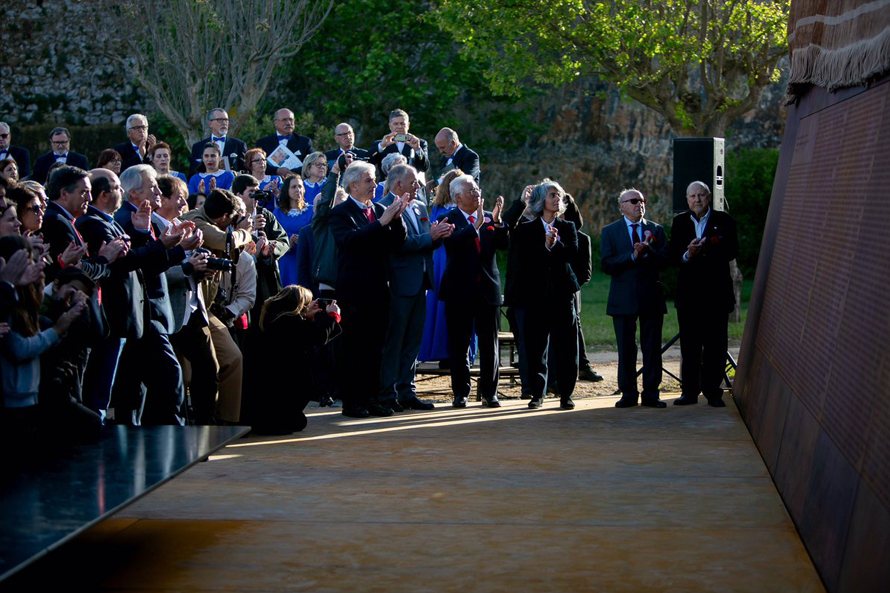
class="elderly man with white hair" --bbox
[114,114,157,172]
[601,187,669,409]
[0,122,31,179]
[434,127,480,183]
[668,181,738,408]
[439,174,507,408]
[328,160,408,418]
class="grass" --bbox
[578,276,754,348]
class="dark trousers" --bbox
[112,324,185,426]
[517,301,578,399]
[82,337,126,416]
[170,313,219,425]
[336,299,389,410]
[445,295,499,400]
[575,291,591,368]
[612,313,663,402]
[678,307,728,400]
[379,291,426,403]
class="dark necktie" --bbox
[468,215,480,253]
[631,223,641,245]
[364,207,376,223]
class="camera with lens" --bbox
[194,247,233,272]
[250,190,274,203]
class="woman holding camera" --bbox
[245,148,281,211]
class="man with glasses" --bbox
[324,123,369,171]
[33,127,90,184]
[0,122,31,179]
[113,114,156,172]
[668,181,738,408]
[254,108,313,178]
[189,108,247,176]
[601,188,669,409]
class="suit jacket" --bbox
[505,217,579,307]
[573,231,593,288]
[439,209,508,306]
[324,147,370,171]
[669,209,738,313]
[328,197,406,305]
[113,141,151,172]
[190,137,248,175]
[113,203,186,335]
[1,146,31,178]
[600,217,669,317]
[378,193,439,297]
[255,134,313,176]
[41,201,110,283]
[32,151,90,184]
[369,138,430,175]
[445,144,480,183]
[76,205,168,339]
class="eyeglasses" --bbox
[0,134,9,139]
[276,118,295,124]
[110,158,122,164]
[622,198,645,205]
[251,158,266,165]
[211,118,229,123]
[26,205,43,214]
[312,162,326,168]
[129,125,148,132]
[335,131,353,137]
[51,140,70,146]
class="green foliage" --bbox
[725,147,778,276]
[430,0,790,135]
[272,0,533,149]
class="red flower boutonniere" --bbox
[485,225,495,231]
[420,217,428,222]
[643,230,656,245]
[709,235,720,245]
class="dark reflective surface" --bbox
[0,425,248,580]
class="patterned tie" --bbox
[364,207,376,223]
[631,223,641,245]
[468,215,481,253]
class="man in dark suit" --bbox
[32,128,90,184]
[601,188,669,408]
[189,108,247,176]
[255,108,313,177]
[369,109,430,178]
[434,127,480,183]
[440,174,509,408]
[325,123,370,171]
[669,181,739,407]
[379,164,453,412]
[328,161,408,418]
[113,114,156,172]
[0,122,31,179]
[505,180,580,410]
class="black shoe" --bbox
[641,399,667,408]
[528,396,544,409]
[673,395,698,406]
[707,397,726,408]
[560,397,575,410]
[482,397,501,408]
[319,396,334,407]
[520,393,533,400]
[389,400,404,413]
[453,397,468,408]
[368,403,394,417]
[578,366,604,382]
[615,397,638,408]
[401,397,435,411]
[342,406,370,418]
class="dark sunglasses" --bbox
[623,198,645,205]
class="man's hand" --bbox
[54,299,87,335]
[633,241,650,259]
[253,213,266,231]
[144,133,157,154]
[61,241,86,266]
[475,200,484,229]
[686,237,705,259]
[161,223,185,249]
[429,220,454,241]
[188,250,209,278]
[406,134,422,151]
[180,227,203,251]
[379,197,407,226]
[276,167,292,177]
[235,214,253,232]
[380,133,396,150]
[131,200,152,231]
[98,238,127,263]
[492,195,504,224]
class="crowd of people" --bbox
[0,106,738,446]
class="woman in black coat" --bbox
[251,285,342,435]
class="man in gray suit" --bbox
[601,188,669,408]
[378,164,454,411]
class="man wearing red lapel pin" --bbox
[669,181,739,408]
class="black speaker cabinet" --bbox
[672,137,725,213]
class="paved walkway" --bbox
[7,394,824,592]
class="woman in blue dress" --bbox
[187,143,234,194]
[149,142,187,183]
[272,175,313,288]
[418,168,476,364]
[245,147,281,211]
[301,152,329,205]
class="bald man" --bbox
[434,127,480,183]
[254,108,313,177]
